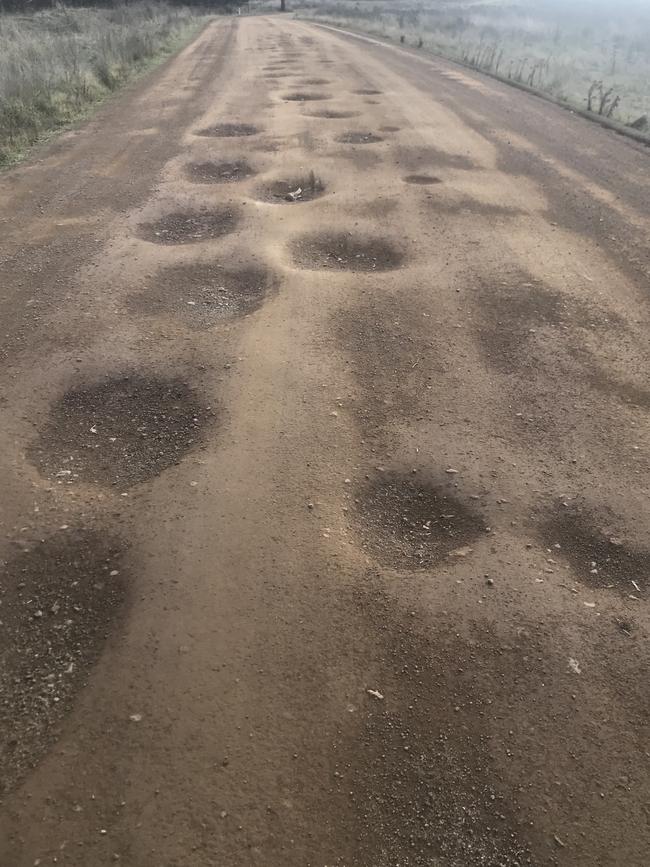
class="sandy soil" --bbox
[0,16,649,867]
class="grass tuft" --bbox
[0,2,205,166]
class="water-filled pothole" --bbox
[283,92,331,101]
[0,529,127,793]
[354,474,486,570]
[354,88,383,95]
[257,171,325,203]
[185,161,255,184]
[137,209,239,244]
[540,503,649,596]
[30,375,213,488]
[337,131,383,144]
[129,264,273,327]
[404,174,442,185]
[290,232,403,272]
[195,122,259,137]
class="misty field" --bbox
[0,2,202,165]
[287,0,650,127]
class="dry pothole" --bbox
[380,125,401,132]
[540,503,649,597]
[404,174,442,185]
[282,91,331,101]
[137,208,239,245]
[354,474,486,570]
[299,78,330,85]
[290,231,403,272]
[337,131,383,144]
[257,171,325,203]
[185,160,255,184]
[307,109,360,119]
[129,264,273,327]
[0,529,127,793]
[195,122,259,137]
[29,375,213,488]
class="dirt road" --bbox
[0,15,649,866]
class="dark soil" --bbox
[290,232,404,272]
[0,530,127,793]
[282,92,331,101]
[307,109,361,119]
[337,131,384,144]
[404,174,443,185]
[195,122,259,137]
[326,589,535,866]
[128,264,273,327]
[185,160,255,184]
[137,209,239,245]
[29,375,213,488]
[540,503,649,596]
[474,279,624,375]
[257,173,325,203]
[353,473,486,570]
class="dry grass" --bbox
[0,2,204,166]
[277,0,650,127]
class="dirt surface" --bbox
[0,15,649,867]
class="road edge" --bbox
[308,20,650,151]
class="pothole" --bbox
[540,503,649,596]
[29,375,214,488]
[353,473,486,570]
[336,131,383,144]
[354,88,383,95]
[307,109,360,119]
[290,231,403,271]
[128,264,273,328]
[404,174,442,185]
[300,78,330,85]
[380,125,401,132]
[185,160,255,184]
[195,123,259,137]
[282,91,331,101]
[0,529,127,793]
[137,209,239,245]
[257,171,325,203]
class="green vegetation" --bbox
[0,2,205,166]
[284,0,650,128]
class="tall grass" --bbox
[0,2,203,166]
[285,0,650,127]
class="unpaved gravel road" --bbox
[1,15,649,867]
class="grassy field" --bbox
[278,0,650,128]
[0,2,205,166]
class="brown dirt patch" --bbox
[29,375,213,488]
[307,109,361,119]
[195,122,259,137]
[290,231,403,272]
[353,473,486,570]
[0,530,127,794]
[128,264,273,327]
[257,172,325,203]
[136,209,239,245]
[337,131,384,144]
[540,502,649,597]
[282,91,331,101]
[184,160,256,184]
[404,174,442,185]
